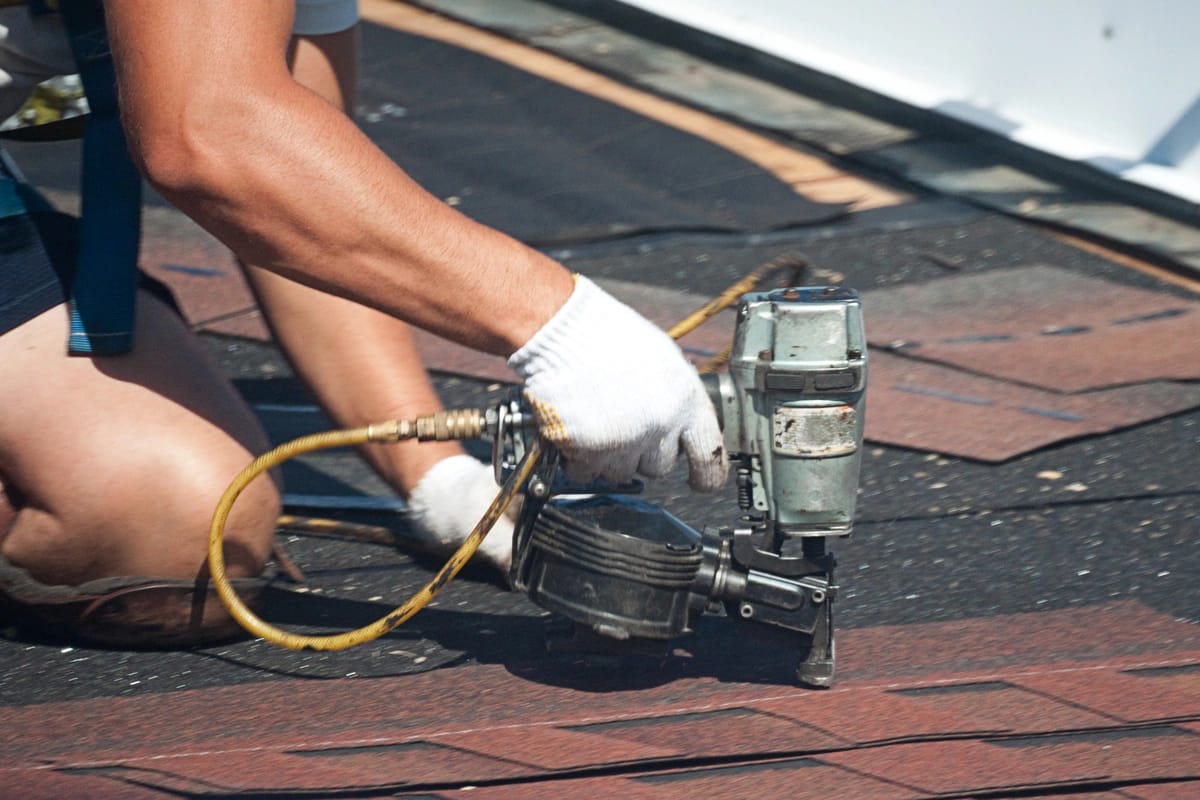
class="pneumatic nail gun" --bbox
[492,286,866,687]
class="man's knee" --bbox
[109,441,282,579]
[2,432,280,585]
[0,455,280,648]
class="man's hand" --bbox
[508,276,728,492]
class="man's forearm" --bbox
[104,1,574,355]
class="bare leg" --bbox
[251,28,466,495]
[0,293,280,586]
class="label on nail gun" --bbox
[773,405,859,457]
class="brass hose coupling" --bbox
[367,409,487,444]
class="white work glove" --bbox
[508,275,728,492]
[407,455,517,573]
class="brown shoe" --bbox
[0,555,272,649]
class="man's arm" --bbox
[103,1,727,491]
[104,0,574,355]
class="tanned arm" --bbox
[103,0,575,356]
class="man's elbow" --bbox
[125,115,228,201]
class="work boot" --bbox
[0,554,271,649]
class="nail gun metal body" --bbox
[494,287,866,687]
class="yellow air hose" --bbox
[666,254,807,340]
[208,256,809,651]
[207,417,542,651]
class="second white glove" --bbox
[508,276,727,492]
[407,454,516,572]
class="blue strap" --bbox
[54,0,142,356]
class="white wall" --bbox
[619,1,1200,203]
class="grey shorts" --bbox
[0,207,180,338]
[294,0,360,35]
[0,208,73,336]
